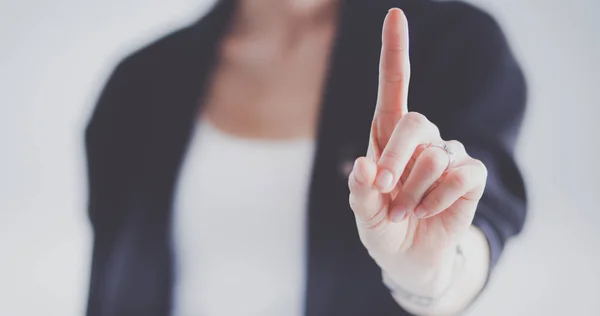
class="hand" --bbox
[348,9,488,297]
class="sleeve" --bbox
[414,3,528,271]
[85,56,145,232]
[84,56,147,315]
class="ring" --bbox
[428,141,455,170]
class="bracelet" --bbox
[382,244,466,307]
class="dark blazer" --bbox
[84,0,527,315]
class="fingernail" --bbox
[391,209,407,222]
[375,169,394,192]
[414,208,427,218]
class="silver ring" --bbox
[428,142,455,170]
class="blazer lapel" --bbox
[117,2,235,315]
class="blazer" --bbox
[85,0,527,315]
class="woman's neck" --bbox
[203,0,341,140]
[230,0,340,36]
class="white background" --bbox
[1,0,599,315]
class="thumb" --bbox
[349,157,411,255]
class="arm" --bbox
[348,6,526,316]
[385,226,490,315]
[389,5,527,314]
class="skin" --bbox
[206,1,490,315]
[349,10,490,315]
[204,0,339,139]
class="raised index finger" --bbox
[375,8,410,122]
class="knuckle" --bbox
[397,189,420,208]
[348,170,361,189]
[447,140,466,153]
[349,193,357,209]
[449,170,470,191]
[383,71,404,83]
[473,159,488,180]
[387,46,408,55]
[422,193,442,211]
[420,149,447,174]
[357,202,388,231]
[403,112,429,128]
[347,175,355,190]
[431,124,441,138]
[402,112,439,137]
[420,155,439,175]
[349,193,364,212]
[381,149,401,164]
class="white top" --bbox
[172,117,316,316]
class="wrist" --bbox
[383,243,465,300]
[383,226,490,315]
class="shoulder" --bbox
[85,25,198,149]
[109,25,199,86]
[111,0,232,86]
[114,1,233,80]
[86,2,232,145]
[86,26,194,125]
[87,7,222,127]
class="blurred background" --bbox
[1,0,599,315]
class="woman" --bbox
[85,0,527,315]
